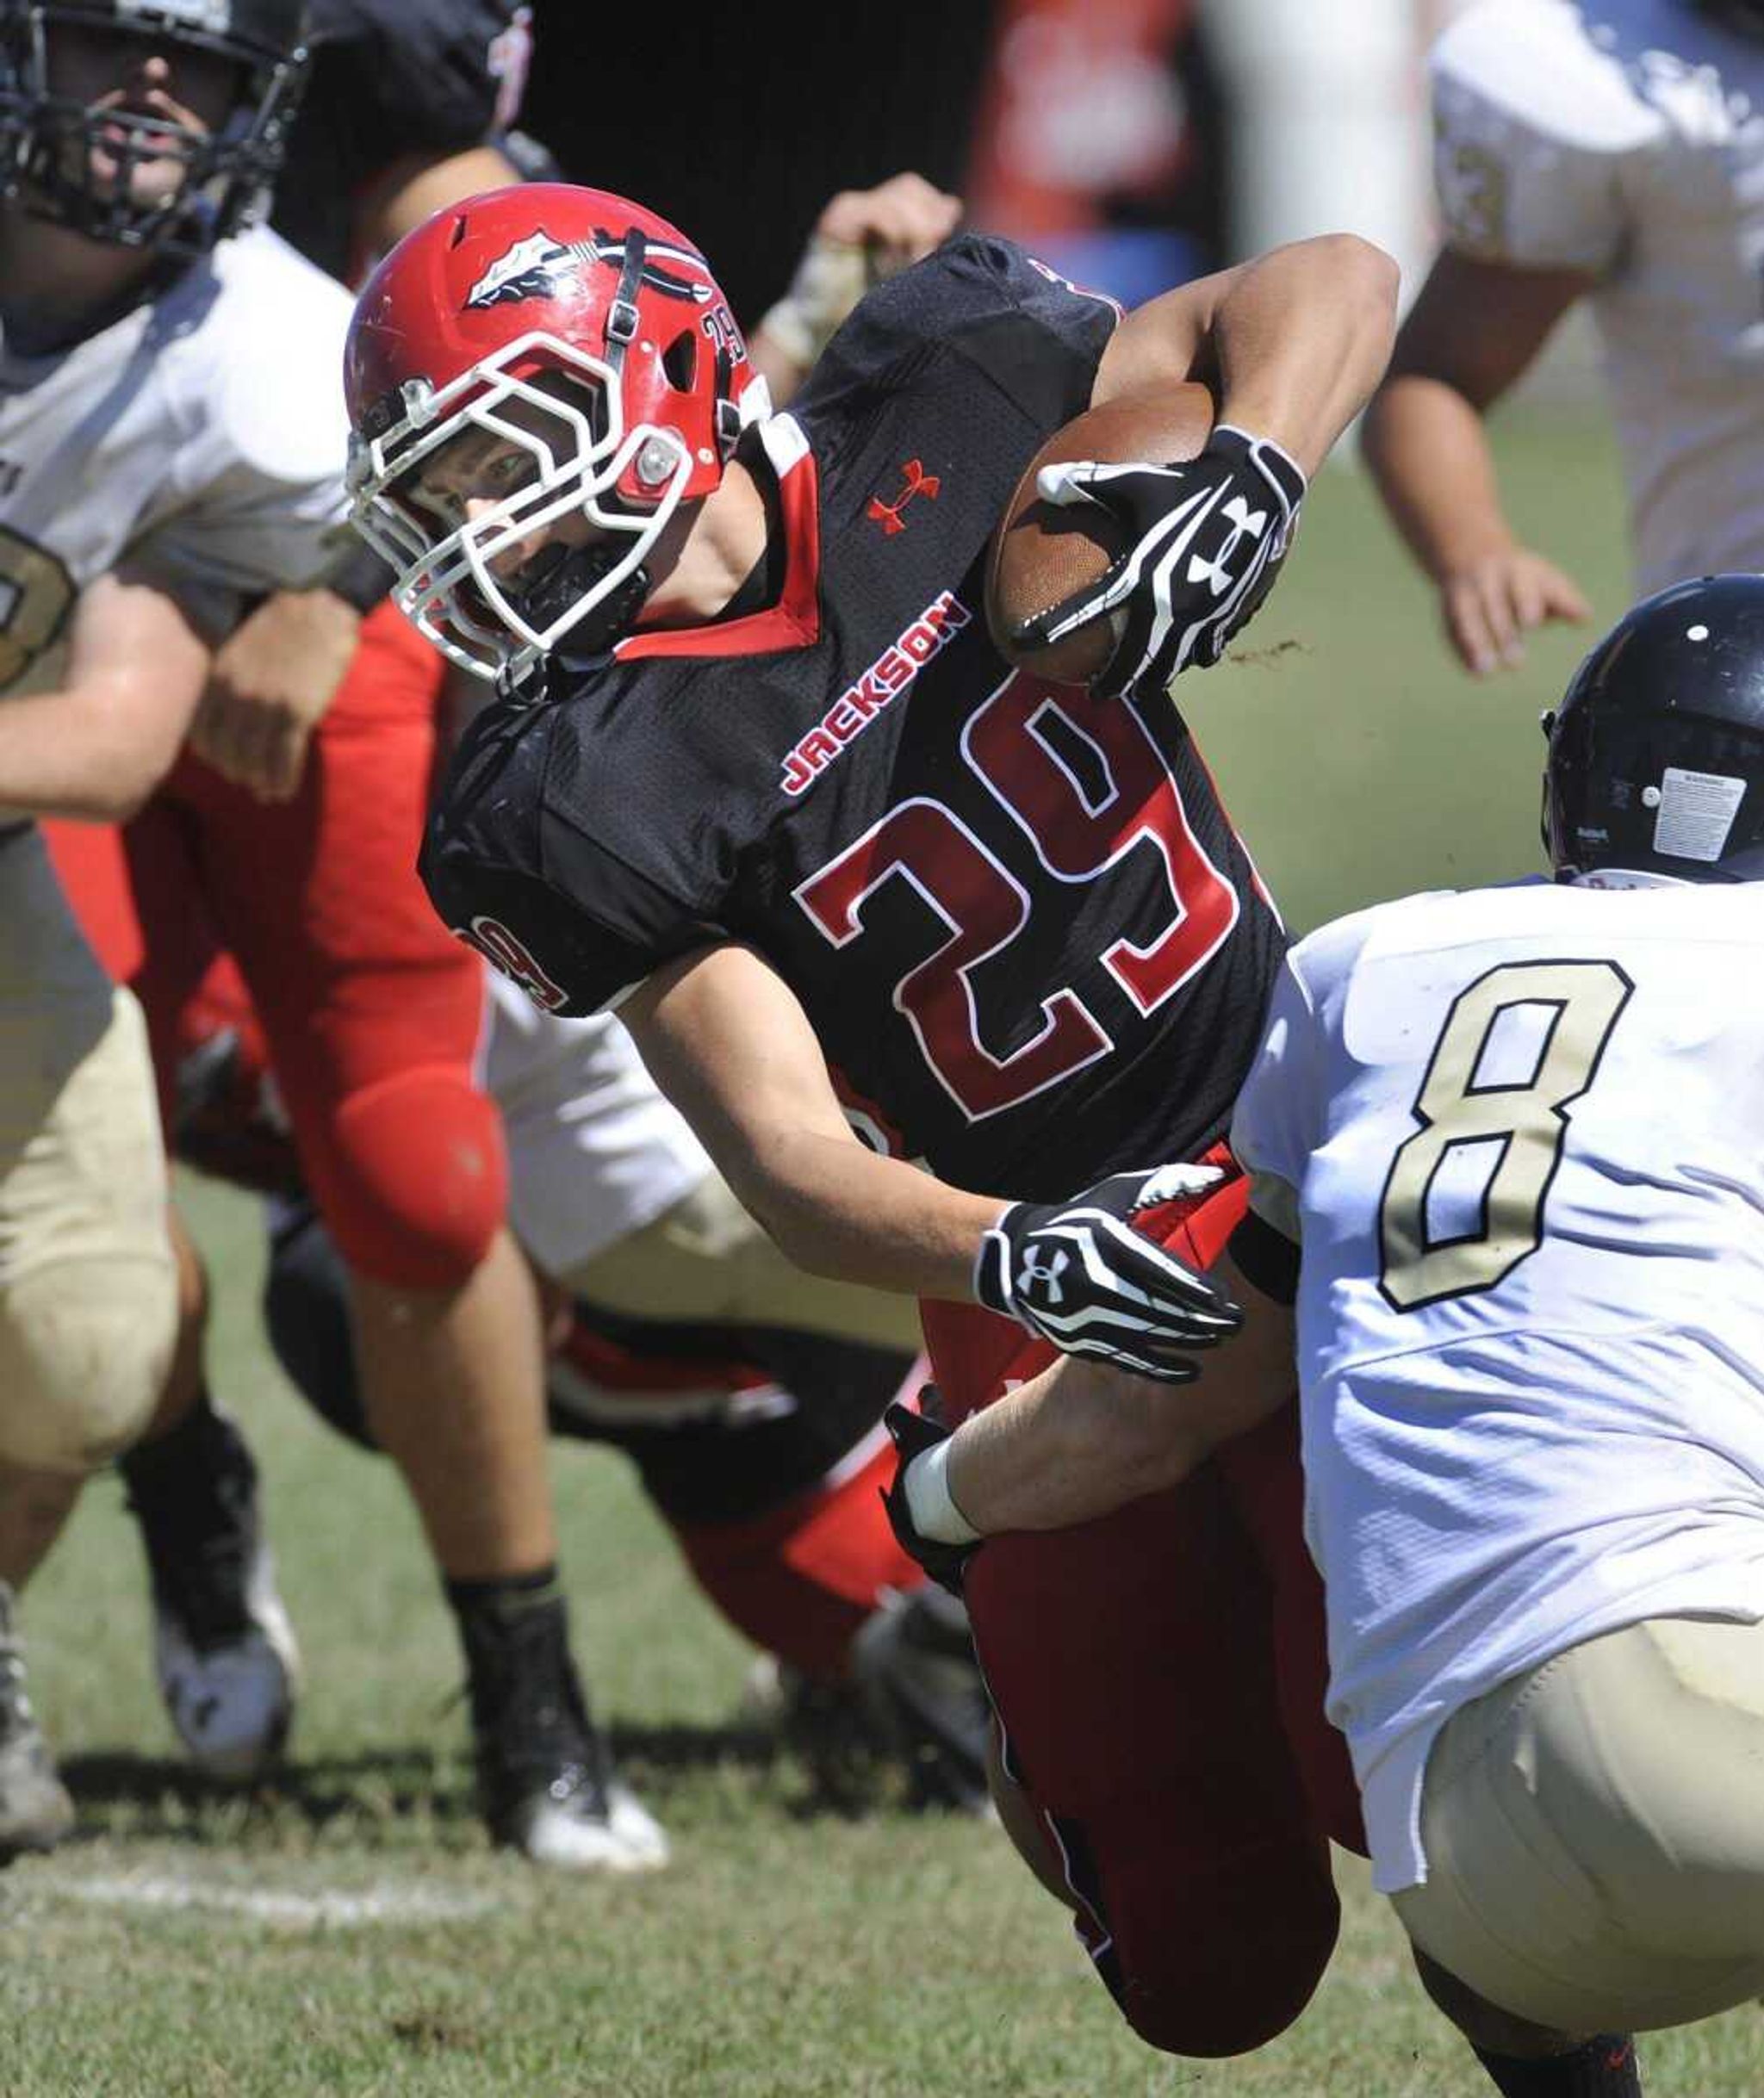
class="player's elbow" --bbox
[747,1191,842,1282]
[59,693,184,822]
[77,744,172,823]
[1325,231,1401,310]
[1319,233,1402,366]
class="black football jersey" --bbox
[423,235,1287,1202]
[271,0,531,284]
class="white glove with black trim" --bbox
[974,1164,1244,1382]
[1009,425,1306,702]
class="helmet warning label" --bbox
[1653,767,1747,863]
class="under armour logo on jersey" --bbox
[1016,1247,1070,1306]
[1187,495,1270,599]
[867,458,941,537]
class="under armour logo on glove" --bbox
[1187,493,1270,598]
[974,1164,1245,1383]
[1009,425,1306,703]
[1016,1247,1070,1303]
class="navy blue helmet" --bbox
[1545,574,1764,883]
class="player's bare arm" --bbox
[936,1246,1295,1535]
[1095,232,1401,474]
[1361,249,1593,675]
[0,568,210,821]
[624,941,1240,1381]
[995,233,1400,703]
[191,585,363,803]
[360,143,524,254]
[622,940,1016,1300]
[750,171,964,406]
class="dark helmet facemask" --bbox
[0,1,309,256]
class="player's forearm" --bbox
[1209,233,1401,473]
[1360,372,1519,582]
[941,1354,1209,1534]
[0,683,187,821]
[730,1125,1004,1301]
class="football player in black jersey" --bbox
[342,180,1404,2059]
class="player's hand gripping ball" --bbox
[986,382,1305,698]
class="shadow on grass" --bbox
[53,1716,903,1841]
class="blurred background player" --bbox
[157,933,991,1809]
[0,0,346,1857]
[1362,0,1764,675]
[45,0,966,1865]
[34,0,667,1872]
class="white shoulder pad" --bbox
[1285,894,1414,1014]
[1430,0,1657,270]
[198,228,353,485]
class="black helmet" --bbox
[0,0,309,255]
[1544,574,1764,883]
[1696,0,1764,37]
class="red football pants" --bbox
[47,602,506,1289]
[920,1156,1364,2059]
[674,1431,927,1680]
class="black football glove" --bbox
[975,1164,1244,1382]
[1009,425,1306,702]
[881,1393,978,1598]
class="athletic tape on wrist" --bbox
[903,1437,982,1547]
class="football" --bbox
[984,381,1219,685]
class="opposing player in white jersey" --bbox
[1361,0,1764,673]
[0,0,358,1856]
[1217,570,1764,2083]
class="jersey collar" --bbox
[613,413,822,662]
[1567,868,1693,891]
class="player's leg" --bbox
[0,834,178,1854]
[46,809,301,1779]
[493,993,984,1799]
[265,1195,990,1807]
[566,1170,922,1351]
[1388,1615,1764,2081]
[916,1156,1351,2058]
[178,604,659,1869]
[922,1359,1340,2047]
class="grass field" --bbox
[8,408,1764,2095]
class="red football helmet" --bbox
[345,182,766,679]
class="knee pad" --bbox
[263,1201,379,1452]
[0,1251,175,1472]
[311,1066,506,1290]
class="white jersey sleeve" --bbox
[0,227,353,687]
[1230,909,1383,1243]
[1429,0,1652,270]
[121,230,353,629]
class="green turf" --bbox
[8,408,1763,2094]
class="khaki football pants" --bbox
[0,829,176,1473]
[1393,1612,1764,2035]
[557,1170,922,1354]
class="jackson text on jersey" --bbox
[779,590,970,796]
